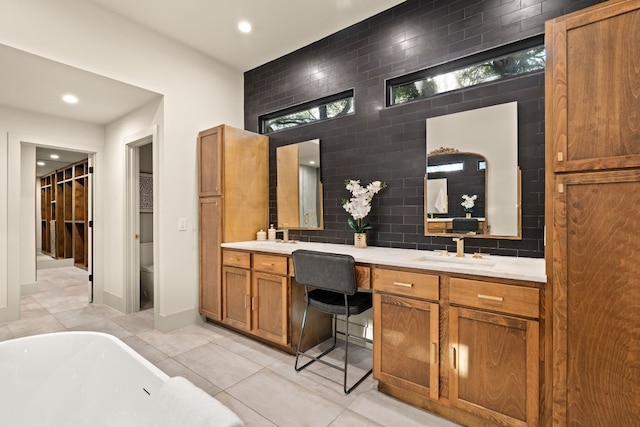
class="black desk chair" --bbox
[452,218,479,233]
[291,249,373,394]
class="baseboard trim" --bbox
[21,281,38,296]
[103,290,126,313]
[155,307,202,333]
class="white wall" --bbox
[0,106,104,323]
[0,0,244,329]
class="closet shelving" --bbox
[40,159,89,269]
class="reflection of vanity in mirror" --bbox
[425,101,521,238]
[277,139,324,229]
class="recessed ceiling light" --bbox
[37,161,45,166]
[238,21,252,33]
[50,154,59,160]
[62,94,78,104]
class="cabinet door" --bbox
[546,2,640,172]
[222,266,251,331]
[449,307,539,427]
[198,126,223,197]
[373,293,439,400]
[199,197,222,320]
[552,170,640,426]
[251,271,289,345]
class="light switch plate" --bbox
[178,217,187,231]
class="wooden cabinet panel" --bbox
[355,265,371,290]
[373,267,439,300]
[198,124,268,323]
[450,278,539,318]
[374,293,439,400]
[222,266,251,331]
[552,170,640,425]
[546,1,640,172]
[547,3,640,425]
[198,127,222,197]
[450,307,539,427]
[252,271,288,345]
[199,198,222,320]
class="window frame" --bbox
[386,35,545,107]
[259,89,355,134]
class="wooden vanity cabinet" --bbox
[221,250,289,345]
[546,2,640,425]
[449,278,540,427]
[198,125,268,321]
[373,268,440,400]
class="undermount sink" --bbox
[412,251,497,266]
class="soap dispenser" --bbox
[267,224,276,241]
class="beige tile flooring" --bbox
[0,266,459,427]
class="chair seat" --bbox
[307,289,372,316]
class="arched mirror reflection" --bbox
[426,151,488,234]
[425,102,521,238]
[277,139,324,229]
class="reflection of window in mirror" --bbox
[277,139,324,230]
[425,101,521,238]
[426,152,487,235]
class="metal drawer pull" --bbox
[229,257,237,261]
[431,342,438,364]
[262,262,274,267]
[393,281,414,288]
[478,294,503,302]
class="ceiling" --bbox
[4,0,405,173]
[88,0,406,72]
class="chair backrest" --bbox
[452,218,478,232]
[292,250,358,296]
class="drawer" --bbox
[222,250,250,268]
[450,278,539,318]
[373,268,439,301]
[253,253,288,275]
[290,259,371,290]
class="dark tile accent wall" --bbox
[244,0,604,258]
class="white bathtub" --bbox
[0,331,244,427]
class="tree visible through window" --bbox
[260,90,354,133]
[389,39,545,106]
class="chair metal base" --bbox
[295,307,373,394]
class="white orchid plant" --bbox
[342,179,386,233]
[461,194,478,212]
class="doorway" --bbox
[138,142,154,310]
[35,147,94,302]
[124,126,157,314]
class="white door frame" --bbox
[124,126,157,314]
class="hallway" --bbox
[0,266,458,427]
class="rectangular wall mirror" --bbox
[424,102,521,238]
[277,139,324,230]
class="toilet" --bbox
[140,242,154,302]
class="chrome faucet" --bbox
[453,237,464,257]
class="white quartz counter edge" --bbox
[221,241,546,284]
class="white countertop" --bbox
[221,240,547,283]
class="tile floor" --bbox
[0,266,460,427]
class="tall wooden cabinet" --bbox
[546,1,640,425]
[40,159,89,269]
[198,124,268,321]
